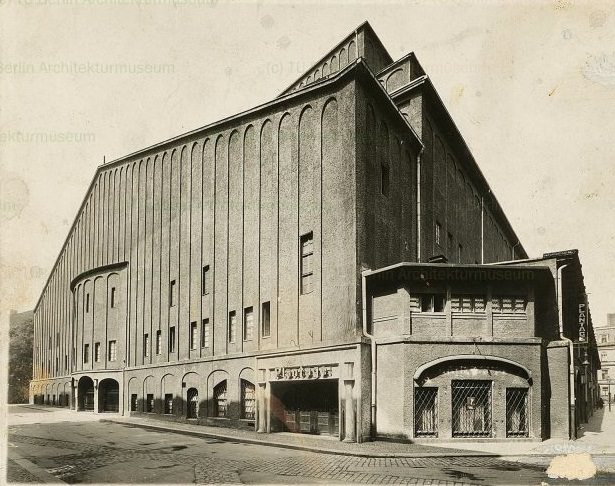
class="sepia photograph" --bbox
[2,1,615,484]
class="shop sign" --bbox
[578,303,587,343]
[271,365,334,381]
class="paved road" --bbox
[6,405,615,485]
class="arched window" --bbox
[214,381,227,418]
[187,388,198,419]
[241,379,255,420]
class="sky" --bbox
[1,0,614,327]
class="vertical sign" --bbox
[578,302,587,343]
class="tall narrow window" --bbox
[202,265,210,295]
[64,355,68,371]
[108,340,117,361]
[300,232,314,294]
[169,279,177,307]
[156,330,162,354]
[146,394,154,413]
[164,394,173,415]
[190,321,198,350]
[435,222,441,246]
[169,326,176,353]
[83,344,90,363]
[110,287,116,308]
[380,164,390,196]
[214,380,228,417]
[241,380,256,420]
[94,342,101,362]
[201,319,210,348]
[261,301,271,337]
[244,307,254,342]
[143,333,149,357]
[86,293,90,313]
[228,311,237,343]
[458,244,463,263]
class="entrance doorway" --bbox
[271,380,339,436]
[98,379,120,412]
[78,376,95,411]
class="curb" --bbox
[103,418,502,458]
[7,448,67,484]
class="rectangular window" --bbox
[452,295,487,313]
[86,293,90,313]
[201,319,210,348]
[452,380,492,438]
[415,387,438,437]
[228,311,237,343]
[492,296,527,314]
[190,321,198,350]
[108,340,117,361]
[130,394,138,412]
[110,287,116,308]
[202,265,210,295]
[83,344,90,363]
[435,222,441,246]
[506,388,529,438]
[300,232,314,295]
[94,342,101,362]
[55,357,59,373]
[64,355,68,371]
[380,163,390,196]
[447,232,453,253]
[169,326,176,353]
[419,294,446,313]
[603,370,609,379]
[261,301,271,337]
[156,330,162,355]
[164,394,173,414]
[169,279,177,307]
[244,307,254,342]
[601,334,608,343]
[458,244,463,263]
[143,333,149,357]
[601,353,607,361]
[146,394,154,413]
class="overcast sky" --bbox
[1,0,614,327]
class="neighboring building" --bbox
[596,313,615,405]
[9,309,34,404]
[30,22,596,442]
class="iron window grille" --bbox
[214,380,228,418]
[451,295,486,313]
[146,393,154,413]
[492,296,527,314]
[187,388,199,419]
[241,379,256,420]
[164,394,173,415]
[452,380,492,438]
[506,388,529,437]
[414,387,438,437]
[130,394,138,412]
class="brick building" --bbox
[29,22,595,442]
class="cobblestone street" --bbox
[6,406,615,485]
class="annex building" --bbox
[30,22,599,442]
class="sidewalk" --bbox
[105,409,615,459]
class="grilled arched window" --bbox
[241,379,255,420]
[214,380,227,418]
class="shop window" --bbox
[164,394,173,414]
[300,232,314,294]
[83,344,90,363]
[201,319,210,348]
[414,387,438,437]
[506,388,529,437]
[380,164,390,196]
[190,321,198,350]
[244,307,254,342]
[214,380,228,418]
[241,380,255,420]
[452,380,492,438]
[143,333,149,357]
[156,330,162,355]
[146,393,154,413]
[420,294,446,313]
[262,302,271,337]
[492,296,527,314]
[451,295,486,313]
[228,311,237,343]
[130,394,138,412]
[169,326,176,353]
[108,340,117,361]
[202,265,210,295]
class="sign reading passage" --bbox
[271,365,334,381]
